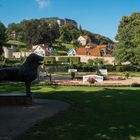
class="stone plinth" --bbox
[0,93,32,106]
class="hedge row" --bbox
[60,64,140,72]
[44,56,81,64]
[0,58,22,67]
[69,57,81,64]
[44,57,56,64]
[103,65,140,72]
[58,57,69,62]
[1,57,140,72]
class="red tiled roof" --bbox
[76,48,87,55]
[91,45,106,56]
[76,44,114,57]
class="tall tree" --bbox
[24,20,59,47]
[114,12,140,64]
[0,21,6,55]
[24,19,41,47]
[59,24,80,43]
[7,22,25,41]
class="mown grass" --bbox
[1,83,140,140]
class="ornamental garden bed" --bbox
[48,76,140,87]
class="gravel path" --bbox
[101,77,140,85]
[0,99,70,140]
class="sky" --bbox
[0,0,140,41]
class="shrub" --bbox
[114,65,137,72]
[124,72,129,79]
[71,72,76,80]
[103,65,137,72]
[75,62,83,70]
[57,65,68,72]
[115,65,125,72]
[87,58,94,66]
[136,66,140,72]
[93,58,104,67]
[103,65,115,71]
[131,83,140,87]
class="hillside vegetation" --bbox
[0,17,114,52]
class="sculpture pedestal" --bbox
[0,93,32,106]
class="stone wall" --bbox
[13,52,31,58]
[3,47,13,58]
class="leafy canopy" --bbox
[0,21,6,55]
[114,12,140,64]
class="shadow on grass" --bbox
[15,86,140,140]
[0,82,25,93]
[1,83,140,139]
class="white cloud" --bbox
[36,0,50,9]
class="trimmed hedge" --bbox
[102,65,115,72]
[0,58,22,67]
[103,65,139,72]
[69,57,80,64]
[4,58,21,63]
[66,64,140,72]
[115,65,137,72]
[43,56,140,72]
[44,57,56,64]
[57,57,69,62]
[57,56,80,64]
[44,56,80,65]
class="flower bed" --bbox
[48,76,140,87]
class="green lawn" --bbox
[1,83,140,140]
